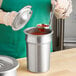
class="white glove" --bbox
[3,11,17,26]
[51,0,72,19]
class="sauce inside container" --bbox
[31,32,46,35]
[26,24,51,35]
[30,28,50,35]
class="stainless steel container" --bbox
[24,27,53,73]
[0,55,19,76]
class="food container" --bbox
[24,27,53,73]
[0,55,19,76]
[12,6,32,31]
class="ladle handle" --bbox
[49,5,55,30]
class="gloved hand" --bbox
[3,11,17,26]
[51,0,72,19]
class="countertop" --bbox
[17,48,76,76]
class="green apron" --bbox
[0,0,52,59]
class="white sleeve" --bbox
[0,0,3,8]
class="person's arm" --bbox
[0,0,2,7]
[0,10,6,24]
[0,0,17,26]
[0,0,5,24]
[0,10,17,26]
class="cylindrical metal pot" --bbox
[0,55,19,76]
[24,27,53,73]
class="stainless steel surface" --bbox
[64,0,76,44]
[12,6,32,31]
[52,15,58,51]
[53,18,64,51]
[24,27,53,73]
[0,70,16,76]
[0,55,19,76]
[57,19,64,50]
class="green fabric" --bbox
[0,0,52,59]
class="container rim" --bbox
[24,27,53,36]
[0,55,19,73]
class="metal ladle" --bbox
[36,4,55,34]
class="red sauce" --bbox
[38,28,45,32]
[31,32,47,35]
[37,24,49,32]
[30,28,48,35]
[30,24,49,35]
